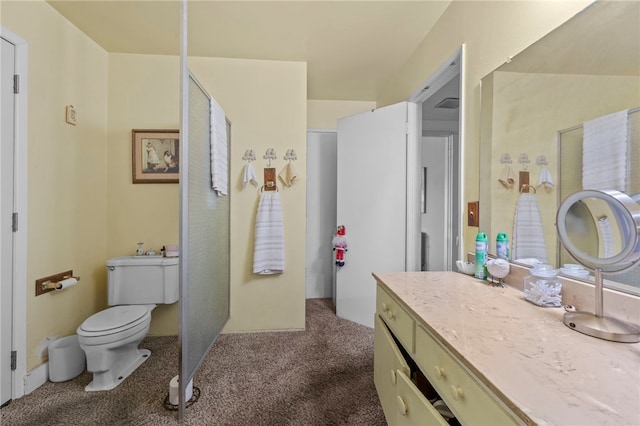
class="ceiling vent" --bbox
[434,97,459,109]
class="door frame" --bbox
[1,26,28,400]
[406,45,464,272]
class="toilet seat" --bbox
[78,305,151,338]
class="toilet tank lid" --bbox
[107,256,179,267]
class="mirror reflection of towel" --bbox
[537,165,554,191]
[278,162,298,187]
[243,163,258,188]
[498,165,515,188]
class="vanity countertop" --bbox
[372,271,640,426]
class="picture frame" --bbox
[132,129,180,183]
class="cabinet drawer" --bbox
[374,314,410,425]
[395,371,450,426]
[377,285,415,353]
[414,325,518,426]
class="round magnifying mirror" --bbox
[556,189,640,273]
[556,189,640,343]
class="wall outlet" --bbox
[65,105,77,125]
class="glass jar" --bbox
[523,264,562,307]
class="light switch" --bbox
[65,105,77,125]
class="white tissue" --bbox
[169,375,193,406]
[56,277,78,291]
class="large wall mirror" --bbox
[479,1,640,294]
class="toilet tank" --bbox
[106,256,179,305]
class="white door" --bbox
[1,36,16,406]
[305,131,337,301]
[336,102,408,328]
[422,136,449,271]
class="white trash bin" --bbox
[48,335,86,382]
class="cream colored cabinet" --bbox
[414,324,518,425]
[374,315,449,426]
[375,283,520,426]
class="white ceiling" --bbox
[46,0,452,101]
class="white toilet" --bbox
[77,256,178,391]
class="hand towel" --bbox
[498,165,515,189]
[253,191,285,275]
[512,193,548,263]
[210,97,228,196]
[583,110,629,191]
[278,162,298,187]
[537,165,554,191]
[242,163,258,188]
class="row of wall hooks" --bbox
[242,148,297,165]
[500,153,548,168]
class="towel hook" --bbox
[518,153,530,170]
[520,184,536,194]
[284,149,297,161]
[243,149,256,162]
[536,155,548,166]
[263,148,277,167]
[500,153,512,164]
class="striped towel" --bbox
[253,192,285,275]
[512,193,548,263]
[583,110,629,191]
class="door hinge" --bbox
[11,351,17,371]
[12,212,18,232]
[13,74,19,94]
[405,122,409,135]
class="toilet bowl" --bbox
[77,305,155,391]
[77,255,179,392]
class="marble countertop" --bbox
[373,271,640,426]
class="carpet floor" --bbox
[1,299,386,426]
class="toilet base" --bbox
[85,348,151,392]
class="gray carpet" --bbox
[1,299,385,425]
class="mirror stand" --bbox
[564,268,640,343]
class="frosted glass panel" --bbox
[180,73,230,411]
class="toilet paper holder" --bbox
[35,270,80,296]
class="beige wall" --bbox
[2,0,109,370]
[107,53,180,335]
[307,100,376,129]
[377,0,591,256]
[189,57,307,332]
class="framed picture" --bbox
[132,129,179,183]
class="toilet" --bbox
[77,256,178,391]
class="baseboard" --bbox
[23,362,48,395]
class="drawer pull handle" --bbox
[382,302,389,312]
[387,310,396,320]
[434,366,446,379]
[451,385,464,401]
[396,395,408,415]
[390,369,397,385]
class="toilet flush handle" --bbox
[107,266,115,271]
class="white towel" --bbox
[498,165,516,189]
[537,165,554,191]
[597,216,614,258]
[210,97,228,196]
[278,162,298,187]
[512,193,548,263]
[253,192,285,275]
[243,163,258,188]
[583,110,629,191]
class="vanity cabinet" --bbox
[374,282,519,426]
[372,271,640,426]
